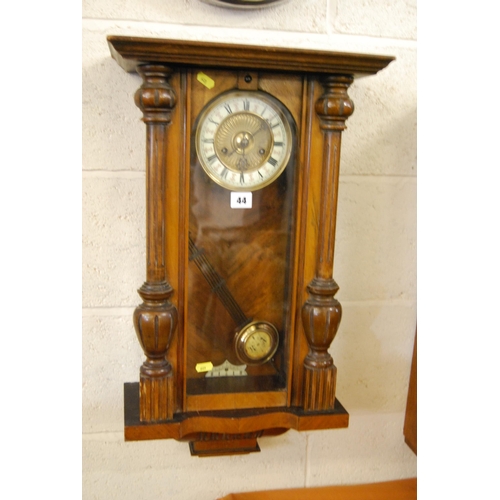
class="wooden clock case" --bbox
[107,36,394,456]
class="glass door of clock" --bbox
[184,70,300,411]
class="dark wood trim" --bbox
[124,382,348,442]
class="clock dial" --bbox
[195,91,292,191]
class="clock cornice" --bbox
[107,35,394,76]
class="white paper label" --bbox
[230,192,252,209]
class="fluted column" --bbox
[132,64,178,421]
[301,75,354,411]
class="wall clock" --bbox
[107,36,394,456]
[199,0,290,9]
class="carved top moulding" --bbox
[107,36,395,77]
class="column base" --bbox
[139,372,174,422]
[303,364,337,411]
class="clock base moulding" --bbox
[124,382,349,456]
[107,36,394,457]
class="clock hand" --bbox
[252,121,270,138]
[221,147,236,158]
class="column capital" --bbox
[315,74,354,131]
[134,64,177,124]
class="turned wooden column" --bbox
[132,64,178,422]
[301,75,354,411]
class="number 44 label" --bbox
[230,192,252,209]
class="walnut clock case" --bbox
[107,36,394,457]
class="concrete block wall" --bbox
[83,1,417,498]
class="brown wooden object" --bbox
[217,478,417,500]
[301,75,353,411]
[108,36,394,455]
[404,331,417,454]
[132,64,178,421]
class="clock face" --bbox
[195,91,293,191]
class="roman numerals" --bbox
[267,157,278,167]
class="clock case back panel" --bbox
[184,70,302,412]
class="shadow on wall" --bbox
[329,105,416,414]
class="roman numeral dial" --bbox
[195,91,293,191]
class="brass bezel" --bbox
[195,90,293,191]
[234,320,279,365]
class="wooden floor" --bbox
[218,478,417,500]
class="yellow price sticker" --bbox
[195,361,214,373]
[197,72,215,90]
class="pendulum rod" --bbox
[188,235,249,327]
